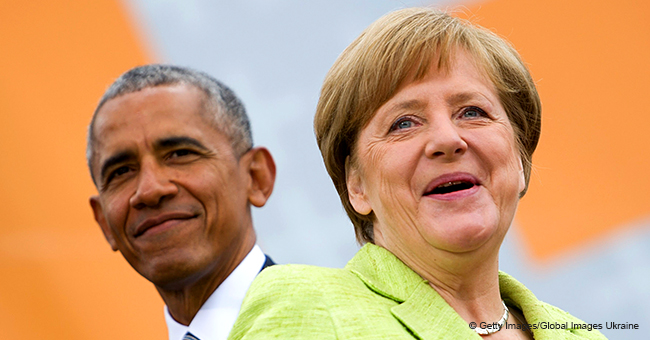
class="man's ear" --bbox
[90,196,118,251]
[245,147,276,207]
[346,156,372,215]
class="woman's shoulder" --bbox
[230,264,364,340]
[247,263,360,298]
[259,263,350,279]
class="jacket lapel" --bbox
[346,244,481,340]
[346,245,605,339]
[498,272,606,339]
[391,282,482,339]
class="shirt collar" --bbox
[165,245,266,340]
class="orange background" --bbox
[1,0,648,338]
[0,0,164,338]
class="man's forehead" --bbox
[97,84,204,119]
[95,85,212,132]
[92,85,226,154]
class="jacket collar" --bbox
[345,243,423,302]
[346,244,600,340]
[498,273,595,339]
[345,244,482,339]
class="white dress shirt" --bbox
[165,245,266,340]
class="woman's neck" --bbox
[375,233,505,326]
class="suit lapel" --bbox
[260,254,275,271]
[346,244,481,340]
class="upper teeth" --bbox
[438,181,461,188]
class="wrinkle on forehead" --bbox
[90,84,209,178]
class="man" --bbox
[87,64,276,340]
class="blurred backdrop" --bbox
[1,0,649,338]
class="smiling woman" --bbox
[347,49,525,257]
[229,8,607,340]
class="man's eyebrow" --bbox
[100,151,136,182]
[155,136,209,151]
[99,137,209,181]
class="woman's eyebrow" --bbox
[387,99,425,113]
[446,92,490,106]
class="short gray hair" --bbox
[86,64,252,185]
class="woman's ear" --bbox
[89,196,118,251]
[245,147,276,207]
[346,156,372,215]
[518,157,526,194]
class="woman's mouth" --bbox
[427,180,476,195]
[424,173,481,199]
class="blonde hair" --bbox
[314,7,541,244]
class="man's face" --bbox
[90,84,256,289]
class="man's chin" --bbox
[129,253,211,290]
[145,268,204,291]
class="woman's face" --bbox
[348,50,525,255]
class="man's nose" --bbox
[424,115,467,160]
[129,162,178,209]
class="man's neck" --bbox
[157,237,256,325]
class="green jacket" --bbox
[229,244,607,339]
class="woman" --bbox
[229,8,607,340]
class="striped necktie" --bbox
[183,332,200,340]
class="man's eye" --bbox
[461,107,487,118]
[106,166,131,184]
[170,149,194,158]
[115,167,130,175]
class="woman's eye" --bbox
[461,107,487,118]
[390,117,417,132]
[398,120,413,129]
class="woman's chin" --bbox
[421,219,502,254]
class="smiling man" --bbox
[87,65,276,340]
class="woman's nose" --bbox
[129,162,178,209]
[424,117,467,160]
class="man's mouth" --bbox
[133,212,197,237]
